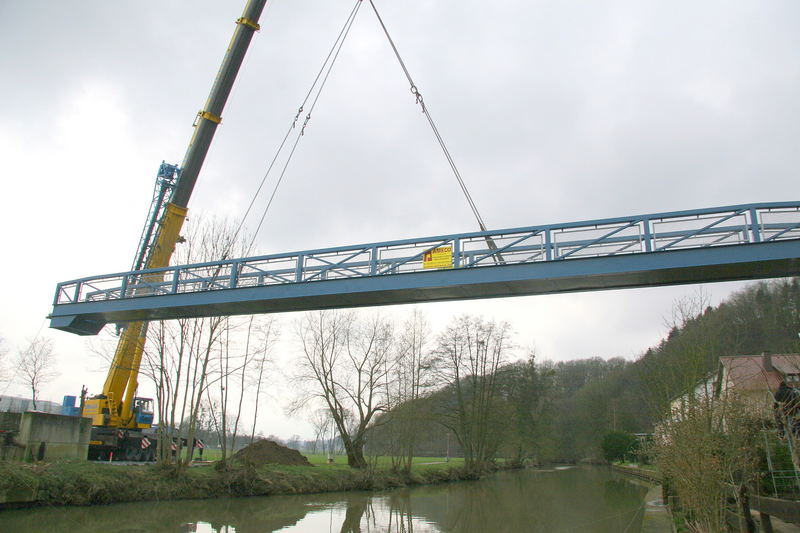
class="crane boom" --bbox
[82,0,268,444]
[172,2,267,208]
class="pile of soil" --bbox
[232,439,312,467]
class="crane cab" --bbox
[133,397,154,427]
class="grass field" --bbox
[304,454,465,469]
[197,448,464,469]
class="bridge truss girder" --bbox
[49,202,800,335]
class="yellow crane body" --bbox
[79,0,266,459]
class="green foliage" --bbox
[544,356,650,462]
[555,278,799,461]
[428,315,513,472]
[495,356,555,465]
[759,433,799,497]
[600,431,638,462]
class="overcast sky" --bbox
[0,0,798,438]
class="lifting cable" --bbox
[367,0,504,263]
[225,0,503,266]
[225,0,364,259]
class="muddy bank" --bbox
[0,459,508,509]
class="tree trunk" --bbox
[737,483,757,533]
[339,496,368,533]
[340,431,368,469]
[346,440,368,469]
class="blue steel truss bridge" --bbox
[50,202,800,335]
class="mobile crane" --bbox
[78,0,268,461]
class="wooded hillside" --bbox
[369,278,800,463]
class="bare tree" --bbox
[293,311,396,469]
[143,312,228,464]
[16,338,57,410]
[385,309,431,472]
[137,215,249,465]
[195,314,279,459]
[287,434,302,450]
[311,408,335,456]
[207,315,268,460]
[430,315,512,471]
[499,349,555,466]
[641,288,723,420]
[0,335,7,383]
[645,289,768,532]
[249,316,278,444]
[654,390,761,533]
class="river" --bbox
[0,466,651,532]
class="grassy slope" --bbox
[0,456,478,508]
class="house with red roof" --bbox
[716,353,800,413]
[666,353,800,420]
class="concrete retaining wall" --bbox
[0,412,22,432]
[0,395,61,414]
[16,412,91,461]
[0,412,23,460]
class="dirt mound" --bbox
[232,439,312,467]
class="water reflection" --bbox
[0,466,647,533]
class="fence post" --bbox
[737,483,757,533]
[760,512,774,533]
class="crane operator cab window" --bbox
[133,397,154,426]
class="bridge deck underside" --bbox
[50,240,800,335]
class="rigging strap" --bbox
[198,0,363,289]
[228,0,503,267]
[231,0,364,257]
[367,0,503,262]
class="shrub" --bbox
[601,431,638,463]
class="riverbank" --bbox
[0,465,649,532]
[610,464,674,533]
[0,458,502,509]
[610,463,662,484]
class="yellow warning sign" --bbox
[423,246,453,270]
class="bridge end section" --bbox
[49,314,106,336]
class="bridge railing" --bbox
[54,202,800,306]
